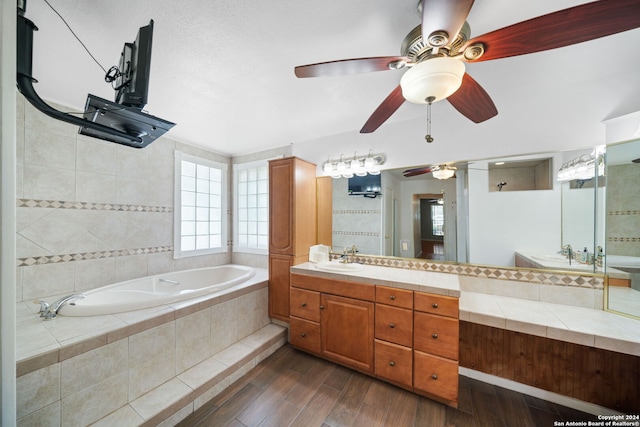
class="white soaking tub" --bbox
[58,264,255,316]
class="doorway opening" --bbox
[413,193,444,260]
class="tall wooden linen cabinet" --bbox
[268,157,317,322]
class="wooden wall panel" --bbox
[459,321,640,413]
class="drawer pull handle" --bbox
[389,323,396,329]
[390,295,396,300]
[301,333,306,338]
[432,303,439,308]
[320,305,325,310]
[431,374,438,380]
[389,361,395,367]
[301,303,307,307]
[432,333,438,339]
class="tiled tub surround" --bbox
[16,268,288,427]
[15,93,235,304]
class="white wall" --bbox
[1,0,17,423]
[468,155,563,267]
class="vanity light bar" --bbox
[323,150,385,179]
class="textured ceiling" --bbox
[21,0,640,162]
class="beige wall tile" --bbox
[128,322,176,400]
[17,402,60,427]
[540,284,595,309]
[76,137,117,175]
[210,299,238,354]
[492,279,540,301]
[24,130,76,170]
[89,405,144,427]
[61,372,128,426]
[22,263,75,301]
[17,363,60,419]
[76,171,117,204]
[60,339,128,398]
[22,164,76,201]
[115,254,149,283]
[176,309,211,374]
[74,258,116,292]
[129,378,192,421]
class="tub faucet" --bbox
[38,294,85,320]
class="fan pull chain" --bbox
[425,96,435,143]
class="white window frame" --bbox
[233,159,270,255]
[174,150,228,259]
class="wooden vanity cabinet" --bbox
[268,157,317,321]
[413,293,460,406]
[289,274,460,407]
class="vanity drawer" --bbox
[414,292,459,319]
[289,316,321,354]
[414,350,459,403]
[376,286,413,309]
[414,312,459,360]
[290,287,320,322]
[375,304,413,347]
[374,339,413,388]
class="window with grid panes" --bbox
[234,160,269,254]
[174,151,227,258]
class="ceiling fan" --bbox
[294,0,640,134]
[404,163,459,179]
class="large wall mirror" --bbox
[604,138,640,319]
[330,149,604,271]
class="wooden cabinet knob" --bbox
[389,295,396,300]
[432,303,438,308]
[389,361,395,367]
[431,333,438,339]
[301,302,307,307]
[431,374,438,380]
[389,323,395,329]
[301,333,306,337]
[320,305,325,310]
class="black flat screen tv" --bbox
[348,174,382,197]
[115,20,153,108]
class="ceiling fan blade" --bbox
[447,73,498,123]
[465,0,640,62]
[360,85,405,133]
[403,166,433,177]
[294,56,407,78]
[421,0,475,45]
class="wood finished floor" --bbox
[177,344,598,427]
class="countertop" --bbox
[291,262,461,297]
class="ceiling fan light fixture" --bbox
[400,57,465,103]
[432,165,456,180]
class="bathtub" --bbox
[58,264,255,316]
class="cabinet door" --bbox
[269,159,294,255]
[268,254,292,321]
[321,294,374,373]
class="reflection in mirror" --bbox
[605,138,640,319]
[329,149,605,276]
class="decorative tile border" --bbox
[607,237,640,242]
[333,209,381,215]
[333,231,380,237]
[331,254,605,289]
[17,246,173,267]
[608,210,640,216]
[17,198,172,213]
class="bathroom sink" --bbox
[314,261,365,273]
[531,254,569,263]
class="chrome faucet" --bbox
[36,294,85,320]
[560,244,573,265]
[340,245,358,263]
